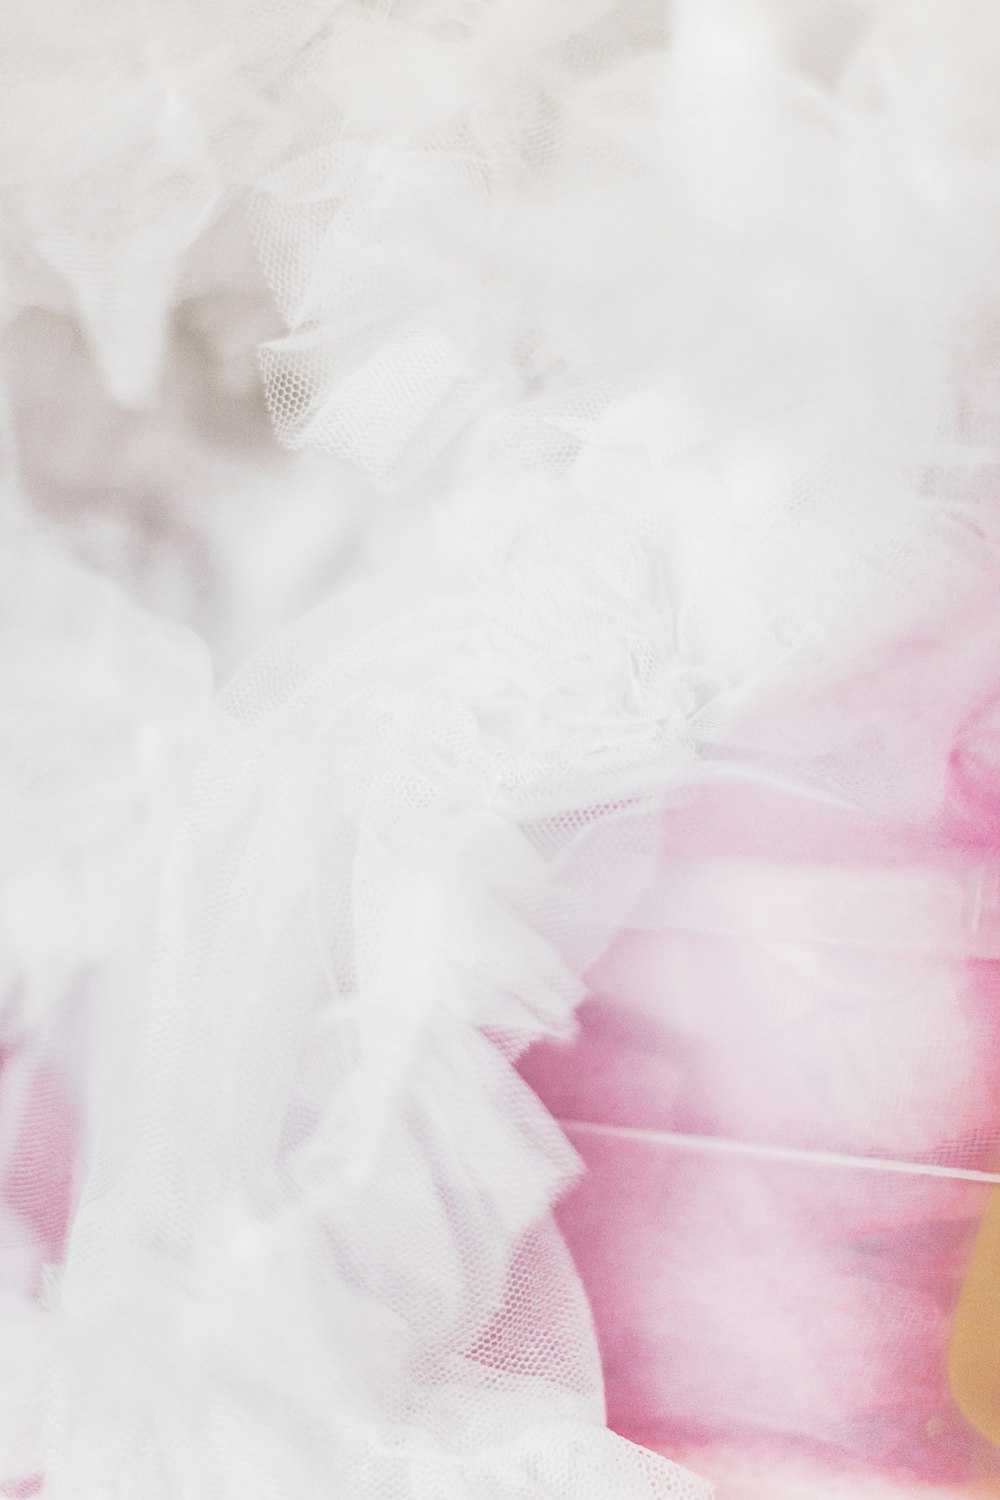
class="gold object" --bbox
[951,1190,1000,1446]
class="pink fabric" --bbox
[522,567,1000,1493]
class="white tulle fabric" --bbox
[2,2,1000,1497]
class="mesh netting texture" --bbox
[4,3,1000,1498]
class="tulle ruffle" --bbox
[5,4,1000,1498]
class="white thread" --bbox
[558,1120,1000,1185]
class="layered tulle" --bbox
[4,4,1000,1498]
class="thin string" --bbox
[557,1119,1000,1185]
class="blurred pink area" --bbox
[522,569,1000,1494]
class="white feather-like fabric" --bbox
[3,3,1000,1496]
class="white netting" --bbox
[3,2,1000,1497]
